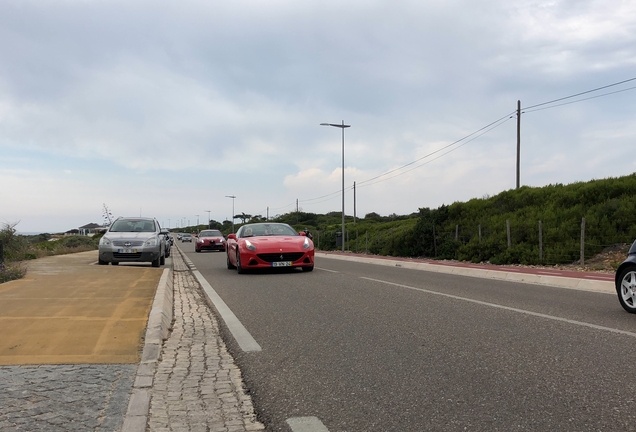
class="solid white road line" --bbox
[361,276,636,338]
[286,417,330,432]
[192,269,262,352]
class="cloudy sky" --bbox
[1,0,635,233]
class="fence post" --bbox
[433,224,437,257]
[539,221,543,261]
[455,225,459,241]
[580,217,586,265]
[478,224,481,243]
[365,231,368,254]
[506,220,511,249]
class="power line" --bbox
[357,116,514,189]
[524,85,636,113]
[276,77,636,214]
[524,77,636,110]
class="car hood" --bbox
[105,232,157,240]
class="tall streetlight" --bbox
[320,120,351,252]
[196,214,199,226]
[205,210,211,228]
[225,195,236,233]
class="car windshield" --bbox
[239,223,297,238]
[110,219,156,233]
[183,234,191,237]
[199,230,223,237]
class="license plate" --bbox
[271,261,292,267]
[118,248,137,253]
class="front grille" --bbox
[113,240,144,247]
[113,252,143,259]
[257,252,304,263]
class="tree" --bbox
[235,212,252,223]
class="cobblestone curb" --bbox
[146,246,265,431]
[121,263,174,432]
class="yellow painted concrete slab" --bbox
[0,251,162,365]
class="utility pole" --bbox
[516,99,521,189]
[267,207,269,221]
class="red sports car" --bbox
[226,222,314,273]
[195,229,226,252]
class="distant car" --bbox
[181,233,193,243]
[615,240,636,313]
[177,233,183,240]
[226,222,314,274]
[98,217,167,267]
[195,229,226,252]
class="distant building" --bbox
[64,223,108,236]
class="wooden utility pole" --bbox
[539,220,543,261]
[516,100,521,189]
[580,217,586,265]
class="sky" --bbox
[1,0,636,233]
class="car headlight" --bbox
[197,239,204,243]
[303,237,311,249]
[145,237,158,247]
[100,237,111,246]
[245,239,256,251]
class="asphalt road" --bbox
[182,243,636,432]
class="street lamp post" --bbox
[320,120,351,252]
[225,195,236,233]
[205,210,211,228]
[196,214,199,227]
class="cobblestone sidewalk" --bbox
[147,252,265,432]
[0,364,136,431]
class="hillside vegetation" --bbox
[276,174,636,266]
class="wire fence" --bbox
[314,216,635,266]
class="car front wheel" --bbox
[236,252,245,274]
[227,252,236,269]
[617,265,636,313]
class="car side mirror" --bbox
[228,234,237,240]
[299,232,307,236]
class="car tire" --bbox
[302,265,314,272]
[165,248,171,258]
[112,261,119,266]
[236,252,245,274]
[227,252,236,269]
[98,258,107,265]
[160,254,166,266]
[152,256,160,268]
[195,248,200,253]
[617,265,636,313]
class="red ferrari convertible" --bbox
[226,222,314,273]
